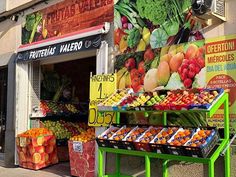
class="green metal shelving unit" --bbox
[98,92,230,177]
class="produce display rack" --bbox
[97,92,230,177]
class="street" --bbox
[0,162,71,177]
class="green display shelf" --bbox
[98,92,230,177]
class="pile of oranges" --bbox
[18,128,53,138]
[70,128,95,142]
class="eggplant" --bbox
[173,26,191,44]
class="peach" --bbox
[160,53,172,64]
[157,61,170,86]
[185,44,198,60]
[169,52,184,72]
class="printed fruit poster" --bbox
[22,0,114,44]
[115,40,206,92]
[114,0,205,54]
[205,34,236,133]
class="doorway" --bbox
[0,67,7,153]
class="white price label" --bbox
[19,137,27,147]
[73,141,83,153]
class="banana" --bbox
[125,72,132,88]
[118,72,127,89]
[116,67,128,88]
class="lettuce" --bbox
[192,67,206,88]
[165,72,184,90]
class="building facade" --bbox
[0,0,235,177]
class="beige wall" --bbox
[0,0,6,14]
[6,0,35,11]
[0,20,21,54]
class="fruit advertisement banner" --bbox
[89,74,117,126]
[115,40,206,92]
[22,0,113,44]
[206,34,236,133]
[114,0,205,54]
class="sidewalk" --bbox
[0,162,71,177]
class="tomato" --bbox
[114,28,126,45]
[131,77,141,88]
[144,48,155,61]
[138,61,145,74]
[130,69,139,79]
[125,58,136,71]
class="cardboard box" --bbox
[16,135,58,170]
[68,140,95,177]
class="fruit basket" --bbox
[98,89,133,111]
[188,88,224,110]
[154,88,224,111]
[122,126,148,150]
[150,127,179,153]
[96,126,122,148]
[165,128,195,155]
[182,128,220,158]
[135,126,163,152]
[108,126,134,149]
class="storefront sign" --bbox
[89,74,117,126]
[206,34,236,133]
[17,35,102,62]
[22,0,113,44]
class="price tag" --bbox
[89,74,117,126]
[73,141,83,153]
[19,137,27,147]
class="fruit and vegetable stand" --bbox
[96,91,230,177]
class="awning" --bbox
[16,23,110,62]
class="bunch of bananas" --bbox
[116,67,131,89]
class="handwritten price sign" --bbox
[89,74,116,126]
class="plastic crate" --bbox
[183,128,220,158]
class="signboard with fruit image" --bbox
[22,0,114,44]
[205,34,236,133]
[115,40,206,92]
[114,0,205,54]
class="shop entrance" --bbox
[38,56,96,166]
[0,67,7,153]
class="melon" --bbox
[143,69,159,91]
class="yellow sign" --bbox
[206,34,236,133]
[89,74,117,126]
